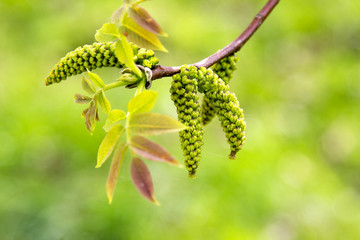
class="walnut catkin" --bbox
[197,67,245,160]
[46,42,159,85]
[201,55,239,125]
[170,65,204,177]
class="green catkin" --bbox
[197,67,246,160]
[45,42,159,85]
[170,65,204,177]
[201,55,239,125]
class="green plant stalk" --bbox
[103,81,128,91]
[134,79,146,96]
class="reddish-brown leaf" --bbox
[130,135,179,165]
[74,94,92,104]
[82,108,88,118]
[128,6,167,36]
[106,142,128,204]
[85,100,97,134]
[122,15,167,52]
[130,157,159,205]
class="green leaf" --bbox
[74,94,92,104]
[95,23,120,42]
[103,109,127,132]
[96,124,125,168]
[128,90,157,115]
[130,135,179,165]
[82,76,97,95]
[128,5,167,37]
[128,112,187,135]
[115,36,142,78]
[85,100,97,134]
[106,142,128,204]
[122,14,167,52]
[130,157,159,205]
[97,90,111,115]
[87,70,105,88]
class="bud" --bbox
[116,73,139,87]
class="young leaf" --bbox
[74,94,92,104]
[82,76,97,95]
[115,35,142,77]
[128,5,167,36]
[87,70,105,88]
[128,90,157,115]
[85,100,97,134]
[96,124,125,168]
[116,73,139,87]
[128,112,187,135]
[130,135,179,165]
[111,6,124,26]
[104,109,127,132]
[96,108,100,122]
[97,90,111,115]
[82,108,88,118]
[106,142,128,204]
[130,157,159,205]
[95,23,120,43]
[122,15,167,52]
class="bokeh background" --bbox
[0,0,359,239]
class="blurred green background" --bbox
[0,0,359,239]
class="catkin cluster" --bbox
[46,42,159,85]
[197,67,245,159]
[201,55,239,125]
[170,66,204,177]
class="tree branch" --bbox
[151,0,280,81]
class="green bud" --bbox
[116,73,139,86]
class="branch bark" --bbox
[151,0,280,81]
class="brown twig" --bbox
[151,0,279,81]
